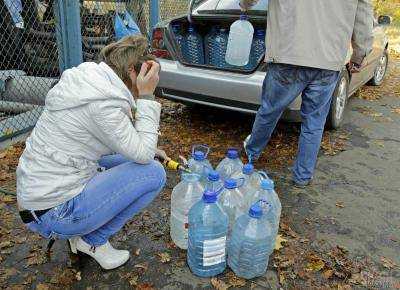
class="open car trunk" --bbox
[168,16,267,73]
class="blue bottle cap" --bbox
[243,163,254,175]
[188,25,195,32]
[226,148,239,159]
[224,178,237,189]
[261,179,275,190]
[240,14,248,21]
[203,190,218,203]
[249,204,263,218]
[193,151,205,161]
[208,170,220,182]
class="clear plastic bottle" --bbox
[170,173,205,249]
[243,28,266,70]
[228,204,273,279]
[247,178,281,238]
[205,26,219,64]
[185,25,205,65]
[205,170,224,193]
[187,145,213,185]
[225,14,254,66]
[232,163,262,190]
[187,190,229,277]
[218,178,246,235]
[209,28,229,68]
[216,148,243,181]
[172,24,186,58]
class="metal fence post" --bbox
[54,0,83,72]
[150,0,160,30]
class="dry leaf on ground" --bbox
[211,277,229,290]
[157,252,171,263]
[136,282,155,290]
[36,284,50,290]
[226,271,246,287]
[275,235,287,251]
[336,202,345,208]
[305,254,325,272]
[380,256,397,269]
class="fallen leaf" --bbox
[1,195,16,203]
[306,254,325,272]
[211,277,229,290]
[274,235,287,251]
[323,269,334,279]
[136,282,154,290]
[279,272,286,285]
[134,263,149,272]
[133,248,141,256]
[391,108,400,114]
[337,284,352,290]
[381,256,397,269]
[36,284,50,290]
[336,202,345,208]
[128,275,138,286]
[0,241,13,249]
[157,252,171,263]
[226,271,246,287]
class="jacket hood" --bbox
[45,62,135,111]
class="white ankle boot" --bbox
[69,237,130,270]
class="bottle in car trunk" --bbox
[184,25,205,65]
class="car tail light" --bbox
[151,28,171,59]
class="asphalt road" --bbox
[0,59,399,289]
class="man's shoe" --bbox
[69,237,130,270]
[292,179,312,188]
[243,134,252,161]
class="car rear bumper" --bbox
[157,59,302,121]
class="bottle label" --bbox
[202,236,226,267]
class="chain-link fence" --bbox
[0,0,189,145]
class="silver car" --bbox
[152,0,390,129]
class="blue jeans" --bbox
[27,155,166,246]
[246,63,339,183]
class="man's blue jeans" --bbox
[246,63,339,183]
[27,155,166,246]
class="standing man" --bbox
[241,0,374,187]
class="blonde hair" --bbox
[99,35,154,83]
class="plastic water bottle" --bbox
[187,145,213,185]
[170,173,205,249]
[209,28,229,68]
[205,170,224,192]
[187,190,229,277]
[185,25,205,65]
[205,26,219,64]
[172,24,186,57]
[247,178,281,236]
[232,163,262,190]
[216,148,243,181]
[228,204,273,279]
[218,178,246,234]
[225,14,254,66]
[243,28,266,70]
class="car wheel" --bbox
[327,70,349,130]
[369,50,388,86]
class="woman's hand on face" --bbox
[155,148,171,162]
[136,61,160,97]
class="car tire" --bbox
[368,50,388,86]
[327,70,349,130]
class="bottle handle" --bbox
[192,144,210,158]
[258,170,269,180]
[236,177,245,188]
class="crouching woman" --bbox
[16,36,167,270]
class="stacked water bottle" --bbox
[170,145,282,279]
[171,18,265,70]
